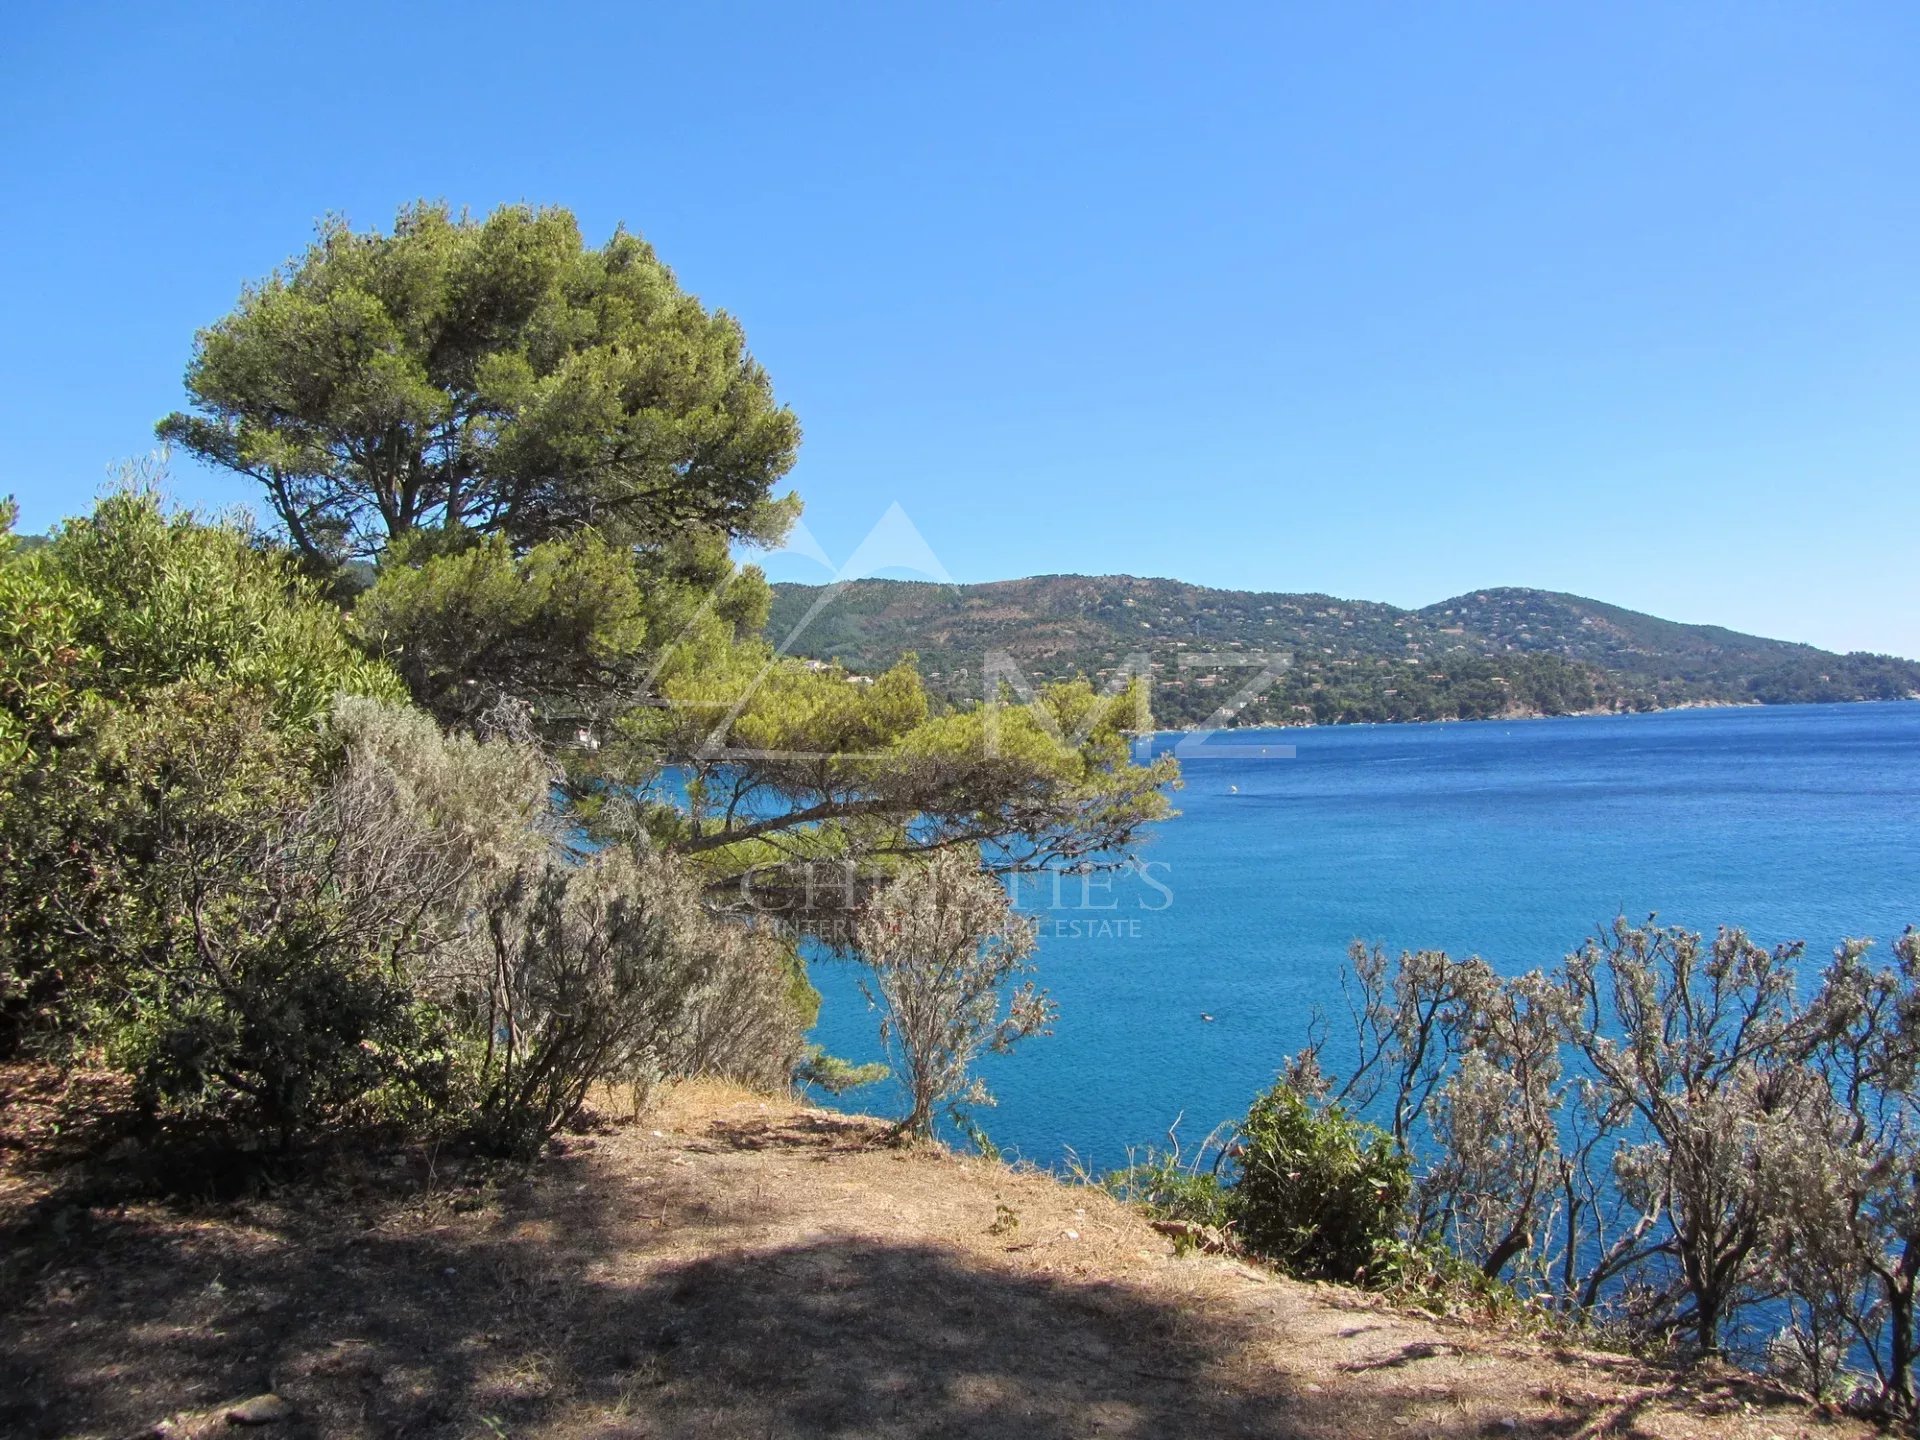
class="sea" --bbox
[804,700,1920,1169]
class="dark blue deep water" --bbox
[806,702,1920,1168]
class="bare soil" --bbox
[0,1068,1875,1439]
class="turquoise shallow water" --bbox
[806,701,1920,1168]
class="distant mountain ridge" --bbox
[765,575,1920,727]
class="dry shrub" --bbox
[468,849,806,1155]
[1282,918,1920,1416]
[855,848,1050,1142]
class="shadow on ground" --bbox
[2,1161,1311,1437]
[0,1092,1819,1440]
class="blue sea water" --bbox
[805,701,1920,1168]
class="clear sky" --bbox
[4,3,1917,656]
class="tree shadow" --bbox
[701,1105,891,1156]
[3,1156,1316,1436]
[0,1111,1813,1440]
[1340,1340,1460,1372]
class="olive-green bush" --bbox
[1,489,809,1155]
[0,490,404,1052]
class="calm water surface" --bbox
[806,701,1920,1167]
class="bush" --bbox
[0,485,871,1166]
[46,484,404,725]
[90,687,466,1145]
[1229,1081,1411,1282]
[796,1045,889,1095]
[1246,920,1920,1411]
[0,498,90,774]
[0,487,405,1051]
[1102,1152,1233,1233]
[1364,1236,1523,1319]
[466,849,807,1156]
[854,849,1052,1142]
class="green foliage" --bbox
[0,499,91,773]
[955,1116,1004,1161]
[352,531,651,725]
[1102,1151,1234,1232]
[619,649,1177,939]
[0,490,406,1045]
[46,487,404,723]
[1229,1081,1412,1282]
[3,483,398,780]
[324,694,555,892]
[795,1045,888,1095]
[158,201,800,565]
[1364,1236,1523,1319]
[3,491,1167,1161]
[5,208,1189,1184]
[151,210,1177,936]
[82,687,462,1143]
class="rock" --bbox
[224,1393,292,1425]
[1149,1218,1232,1254]
[150,1392,292,1436]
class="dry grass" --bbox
[0,1066,1877,1439]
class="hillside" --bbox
[766,576,1920,726]
[0,1071,1864,1439]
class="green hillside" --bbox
[766,576,1920,726]
[1414,587,1920,705]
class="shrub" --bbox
[854,849,1051,1142]
[1102,1151,1234,1232]
[90,686,467,1145]
[47,483,403,725]
[0,484,861,1164]
[1364,1236,1523,1319]
[0,498,91,774]
[1563,922,1819,1357]
[1254,919,1920,1411]
[673,914,812,1093]
[1229,1080,1411,1282]
[466,849,807,1155]
[323,693,557,926]
[0,487,405,1051]
[80,685,807,1155]
[795,1045,889,1096]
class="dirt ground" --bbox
[0,1068,1877,1440]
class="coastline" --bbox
[1130,692,1919,736]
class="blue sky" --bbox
[4,2,1917,656]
